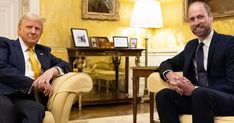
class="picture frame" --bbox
[113,36,128,48]
[91,36,109,47]
[129,38,137,48]
[90,37,99,48]
[184,0,234,21]
[90,37,112,48]
[71,28,90,47]
[81,0,119,21]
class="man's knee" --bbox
[35,103,45,116]
[192,87,209,98]
[24,103,45,123]
[156,88,176,103]
[191,87,211,104]
[0,99,16,123]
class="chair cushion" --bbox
[43,111,55,123]
[180,115,234,123]
[95,61,113,70]
[154,112,234,123]
[95,70,124,80]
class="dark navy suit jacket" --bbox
[159,32,234,95]
[0,37,71,103]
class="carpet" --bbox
[68,113,159,123]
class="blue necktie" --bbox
[196,42,208,86]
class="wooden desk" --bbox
[131,66,159,123]
[67,48,144,103]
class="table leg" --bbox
[135,56,140,66]
[112,57,121,99]
[150,92,155,123]
[125,57,129,93]
[132,77,139,123]
[74,56,86,72]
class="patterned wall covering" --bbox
[40,0,234,59]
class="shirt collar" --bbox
[198,29,213,47]
[19,37,34,52]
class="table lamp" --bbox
[131,0,163,66]
[130,0,163,100]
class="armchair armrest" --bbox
[147,72,169,93]
[47,72,93,123]
[147,72,182,93]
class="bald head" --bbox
[188,1,213,40]
[188,1,211,17]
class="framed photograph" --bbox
[81,0,119,21]
[184,0,234,21]
[129,38,137,48]
[91,37,111,48]
[113,36,128,48]
[90,37,99,48]
[71,28,90,47]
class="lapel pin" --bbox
[40,53,44,55]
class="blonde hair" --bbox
[18,12,45,30]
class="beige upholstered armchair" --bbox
[147,72,234,123]
[91,59,124,93]
[81,57,124,93]
[42,72,93,123]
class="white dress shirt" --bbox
[193,30,213,71]
[19,37,40,79]
[163,30,214,81]
[19,38,64,80]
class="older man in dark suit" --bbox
[156,1,234,123]
[0,13,71,123]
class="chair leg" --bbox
[106,80,110,93]
[77,92,82,111]
[98,79,101,93]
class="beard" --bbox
[191,23,211,39]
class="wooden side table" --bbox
[67,48,144,105]
[131,66,159,123]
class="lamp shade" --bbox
[131,0,163,28]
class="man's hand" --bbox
[33,67,59,96]
[166,71,184,95]
[36,82,53,96]
[165,71,196,95]
[168,79,184,95]
[177,77,196,96]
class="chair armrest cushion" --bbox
[147,72,169,93]
[43,111,55,123]
[147,72,183,93]
[47,72,93,109]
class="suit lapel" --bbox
[207,32,219,72]
[184,40,199,73]
[188,41,199,62]
[14,39,25,72]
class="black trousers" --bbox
[156,87,234,123]
[0,92,45,123]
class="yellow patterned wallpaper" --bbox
[40,0,136,48]
[152,0,234,52]
[153,0,234,52]
[40,0,234,59]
